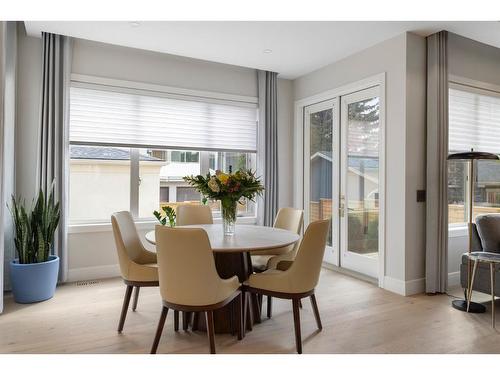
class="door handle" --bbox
[339,195,345,217]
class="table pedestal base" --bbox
[191,251,261,334]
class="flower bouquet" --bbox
[183,169,264,235]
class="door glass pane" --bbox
[346,97,379,256]
[309,107,333,246]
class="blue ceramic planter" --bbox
[10,255,59,303]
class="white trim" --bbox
[449,225,468,238]
[383,276,425,296]
[68,216,258,234]
[67,264,121,282]
[294,73,386,108]
[448,271,461,287]
[449,75,500,96]
[322,261,377,285]
[70,73,258,105]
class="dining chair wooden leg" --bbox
[229,303,235,336]
[242,290,252,332]
[258,294,263,316]
[117,285,133,333]
[292,299,302,354]
[192,312,200,330]
[150,307,168,354]
[310,294,322,330]
[251,293,262,324]
[235,292,243,340]
[174,310,180,332]
[298,299,303,309]
[182,312,189,331]
[132,286,140,312]
[267,296,273,318]
[206,310,216,354]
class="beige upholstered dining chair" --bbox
[244,219,330,354]
[111,211,161,333]
[176,204,213,226]
[151,226,242,354]
[251,207,303,318]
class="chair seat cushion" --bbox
[126,262,159,283]
[251,255,274,272]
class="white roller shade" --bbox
[449,86,500,153]
[69,86,258,152]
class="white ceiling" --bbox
[24,21,500,79]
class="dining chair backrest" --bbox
[254,207,303,256]
[274,207,304,234]
[155,225,224,306]
[176,205,213,226]
[286,219,330,293]
[111,211,152,277]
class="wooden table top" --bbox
[145,224,300,253]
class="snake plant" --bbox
[8,186,61,264]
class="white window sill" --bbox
[449,225,468,238]
[68,216,258,234]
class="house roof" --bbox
[311,151,379,169]
[70,146,163,161]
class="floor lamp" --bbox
[448,150,499,313]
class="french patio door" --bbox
[304,86,381,279]
[304,100,339,264]
[339,87,381,278]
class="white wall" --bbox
[404,33,427,284]
[277,78,294,208]
[2,22,17,294]
[293,32,427,295]
[447,33,500,287]
[16,24,41,203]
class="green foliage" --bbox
[8,185,61,264]
[153,205,176,227]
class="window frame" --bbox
[448,76,500,231]
[68,75,260,229]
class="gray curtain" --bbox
[425,31,449,293]
[258,70,279,227]
[38,32,71,282]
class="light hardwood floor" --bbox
[1,269,499,354]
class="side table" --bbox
[467,251,500,328]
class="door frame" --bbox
[293,73,386,287]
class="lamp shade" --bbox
[447,151,499,160]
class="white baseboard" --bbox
[384,276,425,296]
[67,264,120,282]
[448,271,460,288]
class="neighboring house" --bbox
[69,146,165,222]
[310,151,379,208]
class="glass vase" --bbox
[221,200,237,236]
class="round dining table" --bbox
[145,224,300,334]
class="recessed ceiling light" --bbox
[263,49,273,54]
[129,21,141,27]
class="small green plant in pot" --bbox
[9,186,61,303]
[154,205,176,227]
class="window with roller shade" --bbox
[448,84,500,226]
[69,83,258,224]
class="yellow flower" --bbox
[218,173,229,184]
[208,178,220,193]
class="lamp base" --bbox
[451,299,486,313]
